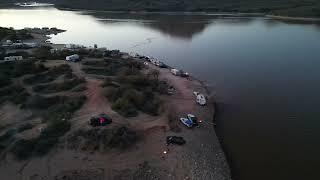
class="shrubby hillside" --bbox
[1,0,320,17]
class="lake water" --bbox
[1,7,320,180]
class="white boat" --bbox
[15,2,54,7]
[193,91,206,106]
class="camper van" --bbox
[66,54,80,62]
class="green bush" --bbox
[108,126,137,149]
[13,61,47,77]
[17,123,34,132]
[0,85,29,105]
[25,95,60,109]
[0,129,16,151]
[72,84,87,92]
[11,139,36,159]
[10,90,30,105]
[32,77,86,93]
[112,98,138,117]
[23,73,55,85]
[23,64,72,85]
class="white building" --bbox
[4,56,23,62]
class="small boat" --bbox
[180,118,194,128]
[193,91,206,106]
[15,2,54,7]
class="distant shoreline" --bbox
[56,7,320,22]
[266,15,320,22]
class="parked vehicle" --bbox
[89,113,112,127]
[180,117,194,128]
[166,136,186,145]
[180,71,189,77]
[187,114,198,126]
[66,54,80,62]
[171,68,181,76]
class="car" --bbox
[180,117,194,128]
[89,113,112,127]
[187,114,198,126]
[166,136,186,145]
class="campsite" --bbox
[0,38,230,179]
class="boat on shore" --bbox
[15,2,54,7]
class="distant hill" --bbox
[2,0,320,17]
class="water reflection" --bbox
[86,12,214,40]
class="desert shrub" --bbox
[23,73,55,85]
[33,77,85,93]
[48,64,71,75]
[167,107,181,133]
[0,74,12,87]
[11,139,36,159]
[0,85,29,105]
[82,67,117,76]
[112,98,138,117]
[122,89,144,107]
[101,77,114,87]
[33,46,51,59]
[68,126,137,151]
[42,95,87,122]
[82,60,106,67]
[10,90,30,105]
[41,120,71,139]
[25,95,60,109]
[141,98,161,116]
[0,129,17,151]
[13,61,47,77]
[33,136,58,155]
[17,123,34,132]
[72,84,87,92]
[24,64,72,85]
[108,126,137,149]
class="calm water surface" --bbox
[1,7,320,180]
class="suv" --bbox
[166,136,186,145]
[89,113,112,127]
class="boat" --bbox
[193,91,206,106]
[15,2,54,7]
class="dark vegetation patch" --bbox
[67,126,137,151]
[102,65,167,117]
[0,61,47,88]
[0,129,16,153]
[71,84,87,92]
[25,95,87,122]
[0,27,32,41]
[0,85,30,105]
[23,64,72,85]
[10,94,87,159]
[32,77,85,93]
[17,123,34,132]
[82,58,144,76]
